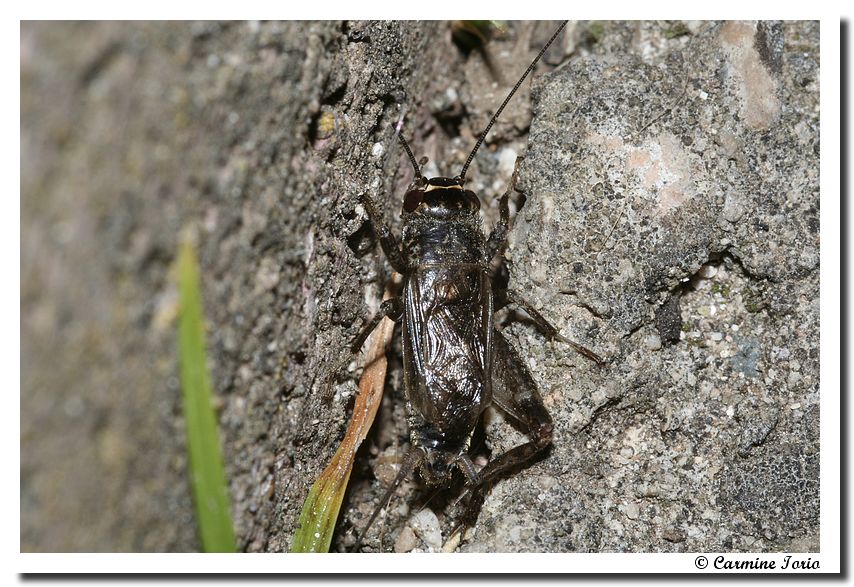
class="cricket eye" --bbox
[403,189,424,213]
[464,190,481,211]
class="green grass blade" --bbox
[178,239,236,553]
[290,460,353,553]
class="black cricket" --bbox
[350,21,601,550]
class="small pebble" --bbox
[662,527,686,543]
[722,199,744,222]
[645,334,662,350]
[394,526,417,553]
[442,530,462,553]
[624,502,640,520]
[410,509,442,552]
[371,142,385,158]
[698,264,718,278]
[497,147,518,177]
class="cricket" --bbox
[350,20,602,551]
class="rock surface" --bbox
[463,19,820,553]
[21,21,819,553]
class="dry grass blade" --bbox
[290,285,396,552]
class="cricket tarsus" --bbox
[359,192,409,274]
[351,21,598,552]
[484,157,521,263]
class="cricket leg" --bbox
[451,330,554,535]
[359,193,409,273]
[350,297,403,353]
[496,289,603,365]
[485,157,526,264]
[352,446,424,552]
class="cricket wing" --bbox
[402,267,493,444]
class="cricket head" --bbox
[401,176,481,218]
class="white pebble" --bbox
[410,509,442,552]
[497,147,518,177]
[698,264,718,279]
[645,334,662,350]
[624,502,640,520]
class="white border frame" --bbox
[9,6,843,578]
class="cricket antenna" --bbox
[397,132,425,185]
[352,446,424,552]
[458,20,568,183]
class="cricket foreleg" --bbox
[359,193,409,273]
[485,157,525,264]
[452,331,554,535]
[350,296,403,353]
[484,188,511,264]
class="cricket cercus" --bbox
[351,20,602,551]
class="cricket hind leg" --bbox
[451,330,554,538]
[495,289,603,365]
[484,157,601,365]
